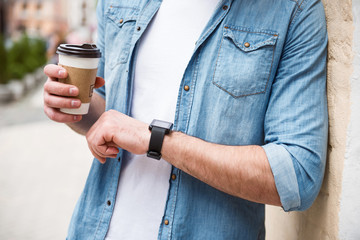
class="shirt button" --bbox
[222,5,228,10]
[184,85,190,91]
[164,219,169,225]
[119,19,123,24]
[244,42,250,48]
[107,200,111,206]
[171,174,176,180]
[118,157,121,162]
[137,26,141,31]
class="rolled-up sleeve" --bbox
[263,143,301,210]
[262,0,328,211]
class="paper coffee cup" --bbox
[56,44,101,115]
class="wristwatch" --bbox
[147,119,173,160]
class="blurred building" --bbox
[64,0,98,44]
[2,0,97,42]
[4,0,65,38]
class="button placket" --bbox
[159,168,180,237]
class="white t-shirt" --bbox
[105,1,219,239]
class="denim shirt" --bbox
[67,0,328,239]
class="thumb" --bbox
[94,77,105,89]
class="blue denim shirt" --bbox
[67,0,328,239]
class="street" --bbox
[0,82,93,239]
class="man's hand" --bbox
[43,64,105,123]
[86,110,151,163]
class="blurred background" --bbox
[0,0,97,239]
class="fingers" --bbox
[90,139,119,161]
[43,82,82,123]
[94,77,105,89]
[43,64,82,123]
[88,142,118,164]
[44,79,79,97]
[43,105,82,123]
[86,121,119,163]
[99,145,119,156]
[43,64,79,103]
[87,144,106,164]
[44,65,104,90]
[44,64,68,80]
[95,146,118,160]
[44,91,81,108]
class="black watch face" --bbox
[151,119,173,129]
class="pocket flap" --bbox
[223,25,278,52]
[106,6,139,27]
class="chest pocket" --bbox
[212,25,278,98]
[105,6,139,68]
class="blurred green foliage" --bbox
[0,35,7,84]
[0,34,47,84]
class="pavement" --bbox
[0,81,93,239]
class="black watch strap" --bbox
[147,126,167,160]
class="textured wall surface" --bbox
[338,1,360,239]
[265,0,354,239]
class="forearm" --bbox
[162,131,281,206]
[85,111,281,205]
[67,93,105,135]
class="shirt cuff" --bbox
[262,143,301,211]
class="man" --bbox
[43,0,328,239]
